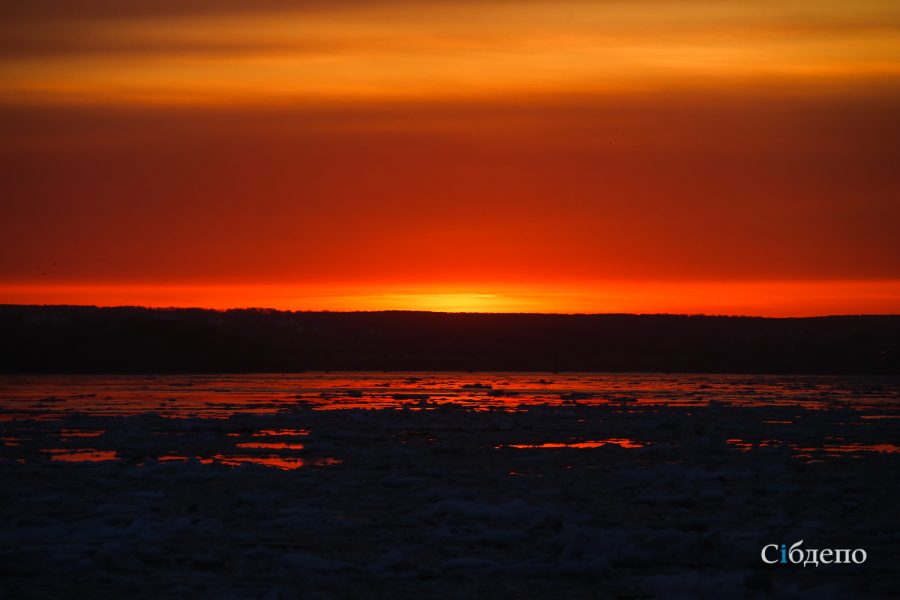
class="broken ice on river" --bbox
[1,373,898,598]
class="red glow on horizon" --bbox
[1,280,898,317]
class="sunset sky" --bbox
[1,0,899,315]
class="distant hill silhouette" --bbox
[1,305,898,374]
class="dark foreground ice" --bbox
[1,373,898,599]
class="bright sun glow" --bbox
[2,280,899,316]
[353,293,528,313]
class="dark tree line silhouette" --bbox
[1,305,897,374]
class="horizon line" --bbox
[4,303,898,320]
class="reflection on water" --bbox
[1,373,897,469]
[156,454,341,470]
[59,429,104,438]
[2,372,898,420]
[726,439,784,452]
[215,455,340,470]
[727,438,900,457]
[235,442,304,450]
[47,449,118,462]
[794,443,900,458]
[505,438,645,449]
[254,429,310,437]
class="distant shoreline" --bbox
[2,305,898,375]
[4,303,898,319]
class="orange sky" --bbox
[1,0,899,315]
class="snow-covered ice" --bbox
[0,373,897,598]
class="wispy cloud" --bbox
[2,0,898,105]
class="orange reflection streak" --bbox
[46,449,117,462]
[235,442,304,450]
[254,429,310,436]
[506,438,645,449]
[207,455,340,470]
[154,454,341,470]
[727,439,900,455]
[59,429,105,438]
[804,443,900,454]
